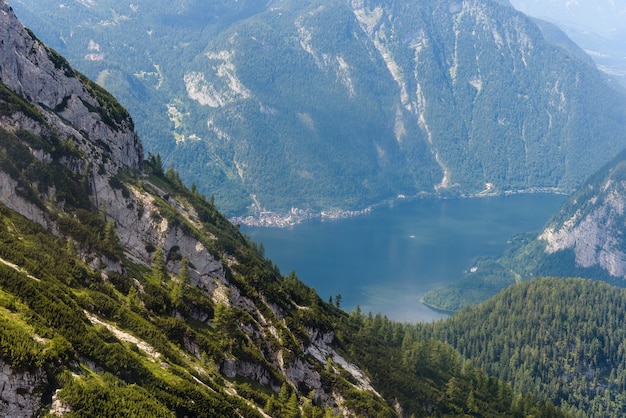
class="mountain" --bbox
[509,0,626,87]
[0,2,571,416]
[534,149,626,281]
[11,0,626,218]
[425,278,626,417]
[0,2,387,415]
[509,0,626,38]
[423,147,626,312]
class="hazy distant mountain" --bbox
[12,0,626,217]
[509,0,626,86]
[509,0,626,37]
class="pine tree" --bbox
[171,258,189,305]
[467,389,478,414]
[265,397,280,416]
[126,286,141,311]
[150,247,168,283]
[285,392,300,418]
[278,383,290,406]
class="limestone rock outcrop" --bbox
[0,0,142,172]
[537,153,626,279]
[0,361,47,418]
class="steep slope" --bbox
[11,0,626,218]
[426,278,626,417]
[509,0,626,87]
[424,147,626,312]
[0,2,572,417]
[537,148,626,281]
[0,1,391,416]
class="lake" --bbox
[242,194,567,322]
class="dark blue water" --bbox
[242,194,566,322]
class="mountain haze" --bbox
[11,0,626,218]
[509,0,626,87]
[0,2,575,416]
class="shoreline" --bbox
[420,298,457,316]
[230,187,570,228]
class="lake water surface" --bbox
[242,194,567,322]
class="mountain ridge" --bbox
[423,147,626,313]
[0,2,574,416]
[9,1,626,416]
[11,0,626,218]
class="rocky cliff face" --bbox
[539,152,626,279]
[0,361,47,417]
[0,0,141,172]
[0,0,143,233]
[0,0,152,257]
[0,2,388,415]
[1,0,230,328]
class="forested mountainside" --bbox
[424,147,626,312]
[12,0,626,217]
[0,2,570,416]
[425,278,626,417]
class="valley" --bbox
[2,0,626,416]
[243,193,566,322]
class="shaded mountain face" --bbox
[11,0,626,217]
[423,148,626,313]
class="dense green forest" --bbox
[0,131,570,415]
[331,277,626,417]
[426,278,626,417]
[13,0,626,216]
[335,308,570,417]
[3,2,626,416]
